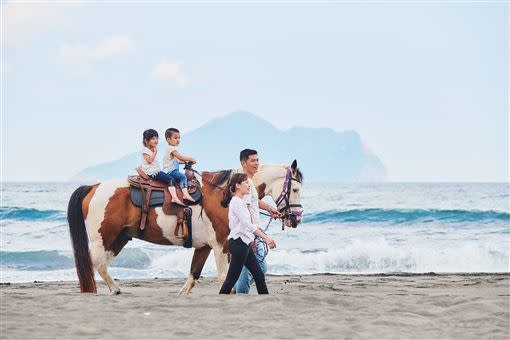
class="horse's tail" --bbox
[67,185,97,293]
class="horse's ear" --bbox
[291,159,298,173]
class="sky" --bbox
[2,0,508,182]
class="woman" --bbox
[219,173,276,294]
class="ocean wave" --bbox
[1,239,508,281]
[0,249,151,270]
[0,250,73,270]
[0,207,66,222]
[304,208,510,224]
[268,239,510,274]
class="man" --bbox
[235,149,281,294]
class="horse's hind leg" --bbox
[179,246,212,296]
[97,264,121,295]
[91,230,130,295]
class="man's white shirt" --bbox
[244,178,261,228]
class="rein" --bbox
[256,167,303,260]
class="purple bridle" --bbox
[274,167,303,228]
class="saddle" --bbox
[134,163,202,203]
[128,164,202,249]
[128,176,193,248]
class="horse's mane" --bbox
[203,169,233,188]
[202,163,303,188]
[294,167,304,182]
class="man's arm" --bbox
[259,199,281,218]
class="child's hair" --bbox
[142,129,159,146]
[221,173,248,208]
[165,128,180,140]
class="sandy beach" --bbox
[1,273,508,339]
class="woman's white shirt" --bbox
[228,196,258,245]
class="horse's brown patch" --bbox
[257,183,266,200]
[201,178,230,253]
[98,187,134,253]
[98,187,175,252]
[137,209,174,245]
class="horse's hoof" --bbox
[109,290,121,296]
[217,275,226,284]
[178,283,194,296]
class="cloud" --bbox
[152,60,189,86]
[59,36,135,62]
[2,0,77,48]
[58,36,135,75]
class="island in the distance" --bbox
[71,111,387,182]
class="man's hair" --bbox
[165,128,180,140]
[240,149,258,162]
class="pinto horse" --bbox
[67,160,303,295]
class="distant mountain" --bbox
[71,112,387,182]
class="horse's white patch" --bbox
[253,164,287,200]
[154,207,184,245]
[154,204,216,248]
[189,205,214,248]
[191,175,220,248]
[85,178,129,268]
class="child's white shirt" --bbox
[162,145,180,173]
[141,147,161,176]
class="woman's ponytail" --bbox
[220,173,248,208]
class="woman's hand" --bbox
[265,237,276,249]
[253,229,276,249]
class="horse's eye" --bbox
[293,189,299,193]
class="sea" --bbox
[1,182,509,283]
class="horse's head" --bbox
[254,160,304,228]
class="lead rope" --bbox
[256,211,279,261]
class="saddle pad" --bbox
[130,187,164,208]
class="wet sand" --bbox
[1,273,509,339]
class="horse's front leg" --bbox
[179,246,212,296]
[212,243,229,284]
